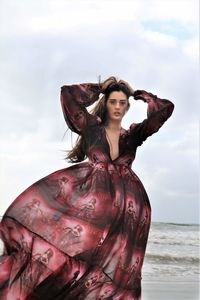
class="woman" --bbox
[0,77,174,299]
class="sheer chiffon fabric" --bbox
[0,83,174,299]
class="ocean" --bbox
[143,222,200,281]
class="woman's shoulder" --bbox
[121,124,138,136]
[83,119,103,136]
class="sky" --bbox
[0,0,199,224]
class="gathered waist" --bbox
[88,160,132,176]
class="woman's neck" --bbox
[105,121,122,131]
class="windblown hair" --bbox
[66,76,131,163]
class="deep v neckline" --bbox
[103,126,123,162]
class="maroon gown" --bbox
[0,83,174,300]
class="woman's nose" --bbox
[115,102,120,109]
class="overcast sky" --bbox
[0,0,199,224]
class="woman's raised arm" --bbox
[129,90,174,146]
[60,83,101,134]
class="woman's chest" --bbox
[104,128,120,161]
[84,125,135,161]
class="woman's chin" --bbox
[107,114,124,123]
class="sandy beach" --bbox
[142,280,199,300]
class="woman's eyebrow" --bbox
[108,98,127,101]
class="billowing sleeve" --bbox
[60,83,101,134]
[129,90,174,146]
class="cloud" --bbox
[0,0,198,37]
[138,0,198,27]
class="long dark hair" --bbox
[66,77,131,163]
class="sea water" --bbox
[143,222,200,281]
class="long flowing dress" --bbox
[0,83,174,300]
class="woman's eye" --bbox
[110,100,115,104]
[108,100,127,105]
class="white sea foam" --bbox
[143,222,200,281]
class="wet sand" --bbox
[142,280,199,300]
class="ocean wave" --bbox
[145,253,199,264]
[153,222,199,227]
[150,240,198,247]
[166,222,200,227]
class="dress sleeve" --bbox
[60,83,102,134]
[129,90,174,146]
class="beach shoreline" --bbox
[142,279,199,300]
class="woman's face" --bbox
[106,91,129,122]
